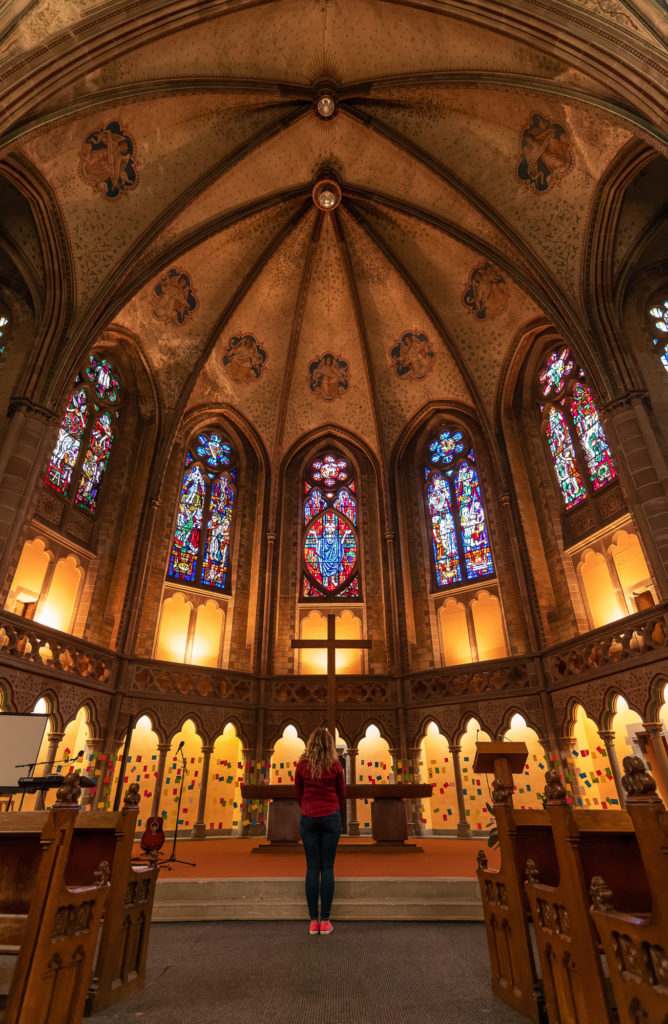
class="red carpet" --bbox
[137,836,500,878]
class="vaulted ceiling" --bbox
[1,0,666,463]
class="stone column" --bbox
[151,743,172,818]
[35,731,63,810]
[240,746,254,837]
[449,744,471,838]
[384,532,401,673]
[347,746,359,836]
[598,731,625,807]
[86,738,108,811]
[636,723,668,806]
[191,744,214,839]
[407,745,423,836]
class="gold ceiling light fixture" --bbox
[312,178,342,212]
[313,79,339,120]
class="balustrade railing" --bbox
[270,675,393,705]
[405,655,535,704]
[130,657,255,703]
[0,610,118,685]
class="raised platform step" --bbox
[152,877,483,922]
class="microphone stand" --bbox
[14,751,84,811]
[154,744,196,869]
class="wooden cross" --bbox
[291,613,372,737]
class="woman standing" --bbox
[294,727,346,935]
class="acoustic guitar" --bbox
[140,816,166,853]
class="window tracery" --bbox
[301,451,360,600]
[425,426,494,590]
[537,347,616,509]
[0,309,9,359]
[45,353,120,516]
[649,299,668,373]
[167,431,236,593]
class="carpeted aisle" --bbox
[135,837,500,877]
[92,921,527,1024]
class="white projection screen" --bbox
[0,713,49,788]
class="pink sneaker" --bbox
[319,921,333,935]
[309,921,320,935]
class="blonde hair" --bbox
[302,727,337,779]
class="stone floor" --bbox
[92,921,530,1024]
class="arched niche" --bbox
[459,718,491,831]
[610,695,645,765]
[155,592,192,663]
[205,722,244,833]
[357,724,393,832]
[116,714,160,828]
[570,704,619,808]
[471,590,507,661]
[660,683,668,734]
[298,608,363,675]
[608,530,654,611]
[438,599,469,666]
[157,718,204,832]
[271,724,305,783]
[5,537,51,615]
[577,548,624,628]
[502,712,547,809]
[37,555,83,633]
[192,599,225,668]
[418,721,458,832]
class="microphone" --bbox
[75,750,84,760]
[176,741,185,752]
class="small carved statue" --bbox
[525,858,539,884]
[93,860,111,887]
[491,777,514,804]
[589,875,614,913]
[124,782,141,806]
[477,849,488,871]
[54,773,82,806]
[621,756,658,800]
[544,768,567,803]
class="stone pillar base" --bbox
[249,823,266,837]
[456,821,472,838]
[347,820,360,837]
[190,822,207,839]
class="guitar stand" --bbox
[145,747,196,870]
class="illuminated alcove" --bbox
[43,705,92,810]
[37,555,82,633]
[660,683,668,733]
[502,713,546,808]
[5,537,50,614]
[610,695,644,763]
[609,531,653,610]
[471,591,507,661]
[298,609,362,674]
[117,714,160,828]
[459,718,492,830]
[418,722,457,831]
[578,549,623,628]
[438,599,469,666]
[18,697,54,811]
[271,724,305,783]
[205,722,243,832]
[357,724,392,830]
[155,592,192,663]
[570,704,619,808]
[191,600,224,667]
[157,719,203,831]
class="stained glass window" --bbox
[74,411,114,513]
[302,451,360,599]
[85,354,120,402]
[649,299,668,373]
[46,387,89,495]
[424,428,495,589]
[0,312,8,359]
[538,348,616,509]
[167,431,237,592]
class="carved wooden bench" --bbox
[0,774,110,1024]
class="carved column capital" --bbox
[266,532,277,544]
[598,730,615,743]
[384,532,395,543]
[641,721,664,737]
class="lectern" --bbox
[473,742,528,793]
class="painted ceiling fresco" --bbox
[0,0,665,463]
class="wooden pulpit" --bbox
[473,741,528,792]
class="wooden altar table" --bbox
[241,783,433,849]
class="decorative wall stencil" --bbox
[221,334,267,383]
[79,121,136,199]
[308,353,349,401]
[518,114,572,193]
[463,263,508,320]
[152,269,197,325]
[389,330,435,381]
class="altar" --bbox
[241,782,433,850]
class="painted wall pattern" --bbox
[79,121,137,199]
[518,114,572,193]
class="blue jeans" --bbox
[299,810,341,921]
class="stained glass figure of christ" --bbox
[537,347,616,509]
[167,432,237,591]
[302,452,360,599]
[425,427,494,589]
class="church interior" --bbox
[0,0,667,1021]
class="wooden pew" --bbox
[524,771,652,1024]
[82,783,159,1015]
[588,756,668,1024]
[0,773,110,1024]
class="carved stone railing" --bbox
[130,658,255,704]
[0,610,118,685]
[543,603,668,686]
[405,656,535,704]
[269,675,393,705]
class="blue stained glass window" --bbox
[85,354,120,402]
[570,383,616,491]
[650,300,668,374]
[74,410,115,514]
[167,433,237,592]
[304,488,326,525]
[302,450,360,599]
[425,427,495,589]
[46,387,88,496]
[545,407,586,509]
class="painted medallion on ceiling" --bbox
[463,264,508,320]
[308,353,349,401]
[389,330,435,381]
[517,114,572,192]
[152,269,197,325]
[79,121,136,199]
[222,334,267,383]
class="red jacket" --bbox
[295,757,346,817]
